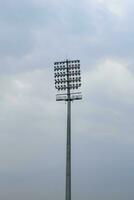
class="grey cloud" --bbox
[1,0,134,73]
[0,63,134,199]
[0,0,134,199]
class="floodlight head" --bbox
[54,59,82,93]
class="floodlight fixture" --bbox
[54,60,82,97]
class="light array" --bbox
[54,60,81,91]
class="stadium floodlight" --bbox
[54,59,82,200]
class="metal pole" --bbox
[54,59,82,200]
[66,60,71,200]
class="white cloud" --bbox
[80,59,134,139]
[0,69,66,175]
[95,0,126,17]
[84,59,134,101]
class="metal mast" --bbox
[54,59,82,200]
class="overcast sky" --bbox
[0,0,134,199]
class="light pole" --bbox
[54,59,82,200]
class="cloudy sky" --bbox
[0,0,134,199]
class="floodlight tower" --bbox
[54,59,82,200]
